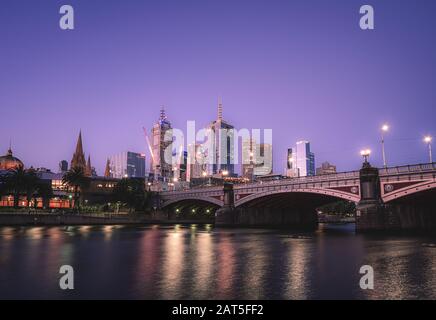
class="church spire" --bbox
[85,154,92,176]
[71,130,87,172]
[75,130,84,155]
[104,158,111,177]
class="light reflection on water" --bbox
[0,223,435,299]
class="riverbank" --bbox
[0,212,214,226]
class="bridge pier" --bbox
[215,183,236,226]
[356,159,387,232]
[215,183,317,229]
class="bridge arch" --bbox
[161,195,223,209]
[382,180,436,203]
[235,188,360,208]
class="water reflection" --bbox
[284,241,310,299]
[215,233,236,299]
[240,234,268,299]
[160,227,185,299]
[0,224,435,299]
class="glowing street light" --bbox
[381,124,389,168]
[424,136,433,163]
[222,170,229,176]
[360,149,371,163]
[202,171,207,177]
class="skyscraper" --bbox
[286,141,315,177]
[242,138,257,180]
[186,143,207,182]
[242,139,273,179]
[207,99,235,175]
[59,160,68,173]
[255,143,273,176]
[172,150,188,181]
[150,107,173,181]
[109,151,146,179]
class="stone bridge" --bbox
[159,163,436,232]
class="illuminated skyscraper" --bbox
[207,99,235,175]
[186,143,207,182]
[150,107,173,181]
[109,151,145,179]
[242,139,273,179]
[255,143,273,176]
[242,138,257,180]
[286,141,315,177]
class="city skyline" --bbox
[1,0,435,174]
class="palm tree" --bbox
[36,182,53,209]
[1,167,40,208]
[23,168,40,208]
[62,167,89,210]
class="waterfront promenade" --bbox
[0,212,213,226]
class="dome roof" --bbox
[0,148,24,171]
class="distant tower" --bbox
[104,158,111,177]
[218,97,223,121]
[150,106,173,181]
[207,98,235,175]
[71,131,87,172]
[59,160,68,173]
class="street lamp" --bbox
[222,170,229,176]
[381,124,389,168]
[424,136,433,163]
[360,149,371,163]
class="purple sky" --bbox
[1,0,435,175]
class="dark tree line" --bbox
[111,177,153,213]
[0,167,53,209]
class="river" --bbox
[0,223,435,299]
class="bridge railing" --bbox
[234,170,360,189]
[160,163,435,195]
[379,162,436,176]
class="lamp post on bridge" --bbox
[424,136,433,163]
[381,124,389,168]
[360,149,371,166]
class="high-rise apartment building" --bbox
[286,141,315,177]
[242,140,273,179]
[109,151,146,179]
[186,143,207,182]
[150,107,173,181]
[255,143,273,176]
[207,99,235,176]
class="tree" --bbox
[23,168,40,207]
[112,178,149,213]
[62,167,89,210]
[36,181,53,209]
[0,167,43,208]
